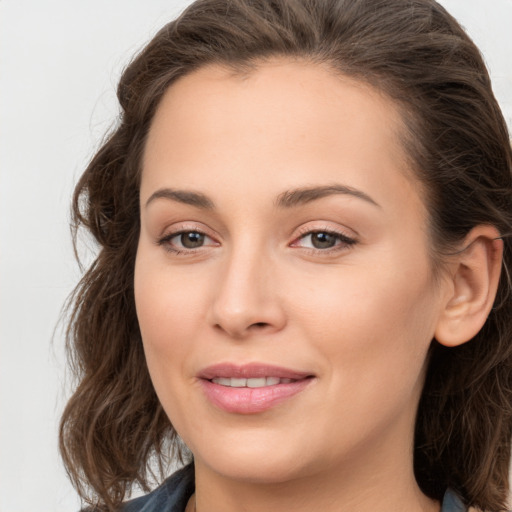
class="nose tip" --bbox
[209,259,286,339]
[213,314,278,339]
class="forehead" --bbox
[141,58,423,217]
[145,58,406,162]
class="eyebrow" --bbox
[145,188,215,209]
[144,184,380,210]
[275,184,380,209]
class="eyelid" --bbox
[156,221,218,239]
[292,221,358,240]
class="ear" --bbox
[435,225,503,347]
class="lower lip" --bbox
[200,378,313,414]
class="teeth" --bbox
[211,377,295,388]
[247,378,266,388]
[231,378,246,387]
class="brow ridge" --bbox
[275,184,380,208]
[145,188,215,209]
[145,184,379,210]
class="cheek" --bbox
[134,247,206,387]
[296,253,438,392]
[134,252,213,444]
[297,264,438,449]
[296,258,436,341]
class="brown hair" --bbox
[59,0,512,510]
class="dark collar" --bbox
[123,465,466,512]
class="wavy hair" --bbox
[59,0,512,510]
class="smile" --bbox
[211,377,294,387]
[198,363,315,414]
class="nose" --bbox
[209,244,287,339]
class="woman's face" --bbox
[135,60,450,484]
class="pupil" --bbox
[181,232,205,248]
[312,232,335,249]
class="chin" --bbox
[188,428,326,485]
[204,453,313,484]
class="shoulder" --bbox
[122,464,195,512]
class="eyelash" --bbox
[156,227,358,255]
[157,229,217,255]
[290,227,357,253]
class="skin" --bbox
[134,58,464,512]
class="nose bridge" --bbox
[210,235,284,337]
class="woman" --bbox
[59,0,512,511]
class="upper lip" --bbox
[198,362,314,380]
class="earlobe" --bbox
[434,226,503,347]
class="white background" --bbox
[1,1,511,510]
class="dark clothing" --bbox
[123,465,194,512]
[122,464,467,511]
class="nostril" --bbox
[252,322,269,328]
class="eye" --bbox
[304,232,338,249]
[292,230,357,251]
[158,230,218,253]
[175,231,207,249]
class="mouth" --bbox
[210,376,296,387]
[198,363,315,414]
